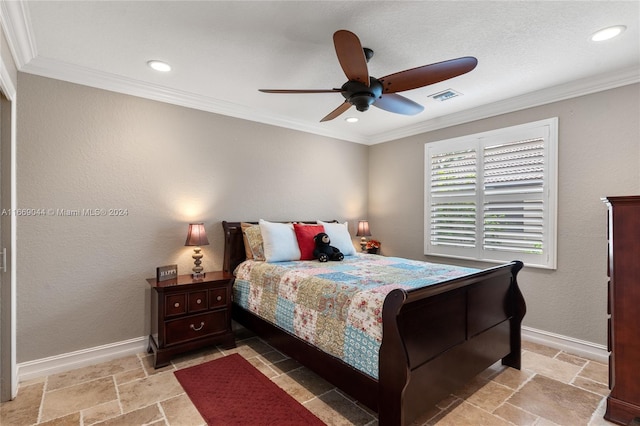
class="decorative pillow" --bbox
[317,220,356,256]
[241,222,265,261]
[293,223,325,260]
[259,219,301,262]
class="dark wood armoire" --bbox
[603,196,640,425]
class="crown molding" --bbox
[21,55,369,144]
[22,54,639,146]
[22,54,638,146]
[4,0,638,146]
[2,0,366,144]
[369,65,640,145]
[0,0,36,68]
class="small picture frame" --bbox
[156,264,178,282]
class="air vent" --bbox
[429,89,462,101]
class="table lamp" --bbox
[356,220,371,252]
[185,223,209,279]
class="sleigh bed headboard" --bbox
[221,220,337,274]
[221,221,246,274]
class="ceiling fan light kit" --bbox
[259,29,478,122]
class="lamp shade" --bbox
[185,223,209,246]
[356,220,372,237]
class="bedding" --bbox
[259,219,301,262]
[293,223,325,260]
[241,222,265,261]
[317,220,357,256]
[233,253,479,378]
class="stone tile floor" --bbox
[1,324,616,425]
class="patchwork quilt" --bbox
[233,253,479,379]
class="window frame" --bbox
[424,118,558,269]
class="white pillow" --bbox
[259,219,301,262]
[317,221,356,256]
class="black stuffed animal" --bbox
[313,232,344,262]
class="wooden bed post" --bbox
[222,221,246,274]
[379,289,410,426]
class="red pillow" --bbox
[293,223,325,260]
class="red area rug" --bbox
[174,353,325,425]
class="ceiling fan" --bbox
[259,30,478,122]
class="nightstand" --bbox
[147,271,235,368]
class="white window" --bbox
[424,118,558,269]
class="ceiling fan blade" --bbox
[259,89,343,94]
[333,30,369,87]
[320,101,352,122]
[373,93,424,115]
[379,56,478,93]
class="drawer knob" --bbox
[196,298,202,304]
[174,302,180,308]
[217,295,222,301]
[190,322,205,331]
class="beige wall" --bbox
[16,73,368,362]
[15,71,640,362]
[369,83,640,345]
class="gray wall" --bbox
[16,73,368,362]
[369,84,640,345]
[16,72,639,362]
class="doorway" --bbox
[0,74,16,401]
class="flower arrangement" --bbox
[366,240,381,250]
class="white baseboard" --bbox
[17,336,148,383]
[16,327,609,383]
[522,326,608,364]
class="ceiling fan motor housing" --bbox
[341,78,383,111]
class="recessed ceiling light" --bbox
[147,60,171,72]
[591,25,626,42]
[345,117,359,123]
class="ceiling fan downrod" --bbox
[363,47,374,63]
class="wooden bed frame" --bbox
[222,221,526,426]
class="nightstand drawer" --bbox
[188,290,208,313]
[165,310,228,346]
[209,287,228,309]
[165,293,187,316]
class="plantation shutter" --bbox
[425,118,557,269]
[429,148,477,249]
[483,137,545,255]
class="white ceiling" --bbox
[3,1,639,144]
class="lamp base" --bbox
[191,247,204,279]
[191,272,205,280]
